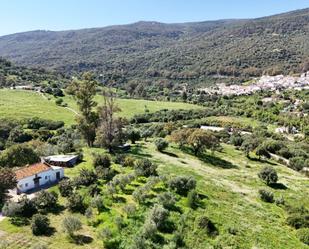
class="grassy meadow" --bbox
[0,141,308,249]
[0,89,201,125]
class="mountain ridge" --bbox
[0,8,308,87]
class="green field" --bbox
[0,90,201,125]
[0,142,307,249]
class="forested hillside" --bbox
[0,8,308,87]
[0,57,67,87]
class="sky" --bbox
[0,0,308,36]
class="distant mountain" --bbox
[0,8,308,87]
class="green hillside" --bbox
[0,89,201,124]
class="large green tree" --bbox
[75,72,98,147]
[0,168,17,203]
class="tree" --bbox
[0,144,40,167]
[31,214,50,235]
[255,145,271,160]
[67,193,85,213]
[126,128,141,144]
[168,176,196,196]
[0,168,17,202]
[258,167,278,185]
[96,90,126,152]
[75,72,98,147]
[187,129,219,155]
[134,159,158,177]
[62,216,82,238]
[33,190,58,211]
[154,138,169,152]
[170,129,191,149]
[58,179,74,197]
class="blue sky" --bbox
[1,0,308,36]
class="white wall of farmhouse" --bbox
[17,167,64,193]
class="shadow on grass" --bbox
[200,154,238,169]
[130,145,152,158]
[113,196,127,203]
[161,151,179,158]
[269,182,288,190]
[72,234,93,245]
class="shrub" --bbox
[286,213,309,229]
[289,157,306,171]
[134,159,157,177]
[148,204,169,231]
[168,176,196,195]
[187,189,199,209]
[55,98,63,106]
[258,167,278,185]
[297,228,309,245]
[93,153,111,169]
[123,156,135,167]
[90,195,104,211]
[2,202,23,217]
[154,138,169,152]
[67,193,85,213]
[123,204,136,217]
[275,195,285,206]
[31,214,50,235]
[74,169,97,186]
[33,191,58,211]
[230,134,243,146]
[197,216,218,236]
[258,189,274,203]
[157,192,176,210]
[58,179,74,197]
[62,216,82,238]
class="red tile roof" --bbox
[15,163,51,180]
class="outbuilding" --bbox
[44,154,79,167]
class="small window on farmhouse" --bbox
[25,183,28,187]
[45,176,48,180]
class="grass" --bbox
[0,141,307,248]
[0,89,201,125]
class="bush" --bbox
[258,166,278,185]
[289,157,306,171]
[62,216,82,238]
[187,189,199,209]
[93,153,111,169]
[258,189,274,203]
[123,156,135,167]
[134,159,157,177]
[58,179,74,197]
[74,169,97,186]
[33,191,58,211]
[168,176,196,195]
[148,204,169,231]
[31,214,50,235]
[67,193,85,213]
[297,228,309,245]
[127,129,141,144]
[197,216,218,236]
[55,98,63,106]
[286,213,309,229]
[157,192,176,210]
[154,138,169,152]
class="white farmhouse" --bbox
[14,163,64,194]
